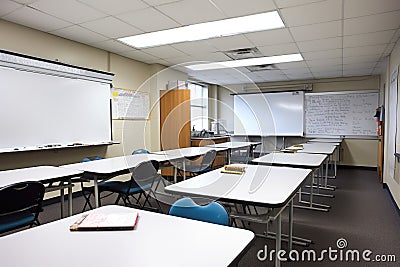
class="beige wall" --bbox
[383,38,400,208]
[216,76,380,167]
[0,20,188,197]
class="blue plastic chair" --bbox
[132,149,150,155]
[168,197,229,226]
[0,181,45,234]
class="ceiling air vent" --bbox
[223,47,263,60]
[246,64,279,72]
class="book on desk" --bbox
[70,212,139,231]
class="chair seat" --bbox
[0,212,35,233]
[101,181,151,195]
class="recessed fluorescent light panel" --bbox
[186,54,303,71]
[118,11,284,48]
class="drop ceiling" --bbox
[1,0,399,85]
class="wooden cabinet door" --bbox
[160,89,191,150]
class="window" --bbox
[189,82,208,131]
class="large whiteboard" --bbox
[0,66,112,151]
[234,91,304,136]
[305,91,378,136]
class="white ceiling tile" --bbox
[144,0,179,5]
[303,49,342,60]
[282,68,312,75]
[50,25,108,44]
[343,30,396,48]
[275,0,326,8]
[344,0,400,19]
[117,7,180,32]
[118,49,159,63]
[312,70,343,78]
[0,0,22,17]
[297,37,342,52]
[257,43,299,56]
[78,0,149,15]
[3,6,71,32]
[277,61,309,69]
[244,28,294,46]
[81,16,142,39]
[141,45,187,59]
[310,65,342,72]
[280,0,342,27]
[307,57,343,67]
[343,55,381,65]
[189,53,231,62]
[206,35,254,51]
[90,39,133,53]
[344,10,400,35]
[30,0,106,23]
[165,55,198,65]
[12,0,38,3]
[343,44,386,57]
[290,20,342,41]
[171,41,218,55]
[156,0,224,25]
[212,0,276,17]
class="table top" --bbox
[154,146,227,158]
[252,152,328,168]
[165,164,311,208]
[308,138,343,143]
[61,154,180,175]
[286,143,336,155]
[0,166,82,187]
[207,141,261,149]
[0,205,255,267]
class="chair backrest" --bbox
[130,160,160,188]
[169,197,229,226]
[199,150,217,170]
[82,157,103,162]
[132,149,150,155]
[0,181,45,217]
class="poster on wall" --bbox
[389,65,398,182]
[111,88,150,120]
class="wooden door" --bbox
[160,89,191,150]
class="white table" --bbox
[252,152,330,212]
[308,138,343,143]
[207,141,261,163]
[165,164,311,267]
[154,146,228,182]
[0,205,255,267]
[61,153,181,208]
[0,166,83,217]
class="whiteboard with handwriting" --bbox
[305,91,378,136]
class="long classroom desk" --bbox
[0,166,83,217]
[252,152,330,212]
[206,141,261,163]
[0,205,255,267]
[154,146,228,182]
[61,153,181,208]
[165,164,311,267]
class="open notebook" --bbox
[70,212,139,231]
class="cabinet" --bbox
[191,136,230,168]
